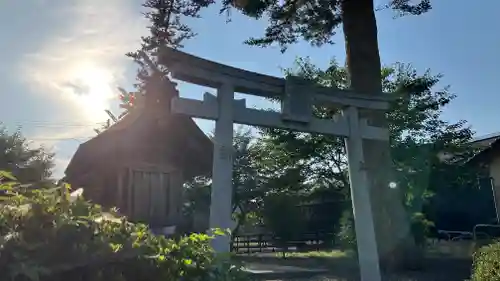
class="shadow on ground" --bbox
[236,254,472,281]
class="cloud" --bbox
[19,0,147,123]
[53,157,73,180]
[17,0,147,177]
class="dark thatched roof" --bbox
[64,78,213,184]
[467,133,500,166]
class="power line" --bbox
[8,120,104,124]
[0,121,99,143]
[28,137,93,141]
[5,121,106,127]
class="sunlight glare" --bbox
[65,62,116,122]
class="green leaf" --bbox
[0,170,17,181]
[0,182,17,191]
[212,228,226,236]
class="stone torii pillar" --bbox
[160,47,392,281]
[209,83,235,252]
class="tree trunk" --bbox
[340,0,422,272]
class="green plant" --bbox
[336,209,357,253]
[0,171,250,281]
[471,241,500,281]
[261,192,306,258]
[410,212,434,248]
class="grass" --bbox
[277,250,350,259]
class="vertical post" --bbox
[489,177,500,224]
[209,83,235,253]
[343,106,381,281]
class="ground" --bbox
[238,242,473,281]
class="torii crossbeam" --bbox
[159,47,392,281]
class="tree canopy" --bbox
[221,0,431,51]
[0,126,54,183]
[260,57,474,202]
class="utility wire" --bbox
[1,121,100,142]
[27,137,93,141]
[7,120,105,124]
[5,121,106,128]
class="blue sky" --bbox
[1,0,499,178]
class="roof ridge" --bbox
[472,131,500,142]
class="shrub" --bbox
[470,241,500,281]
[0,171,249,281]
[336,209,434,253]
[336,209,357,253]
[410,212,434,248]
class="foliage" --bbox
[231,128,262,232]
[182,129,264,235]
[181,175,212,232]
[218,0,431,51]
[0,171,249,281]
[471,241,500,281]
[0,126,54,182]
[127,0,213,93]
[251,58,476,246]
[337,211,435,252]
[410,212,434,248]
[212,0,433,268]
[96,0,211,134]
[97,0,214,136]
[384,63,476,213]
[261,192,306,257]
[275,58,472,207]
[336,209,357,253]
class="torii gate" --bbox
[160,47,392,281]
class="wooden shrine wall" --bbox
[117,165,183,227]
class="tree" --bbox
[254,57,474,265]
[133,0,434,268]
[0,126,54,183]
[261,191,307,257]
[97,0,214,135]
[126,0,213,95]
[182,128,263,236]
[217,0,432,270]
[231,128,262,234]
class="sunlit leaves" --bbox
[0,174,246,281]
[0,170,16,181]
[259,58,474,214]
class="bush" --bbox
[336,209,357,253]
[470,241,500,281]
[410,212,434,248]
[336,209,434,253]
[0,171,249,281]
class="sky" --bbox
[1,0,499,179]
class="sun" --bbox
[65,62,117,123]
